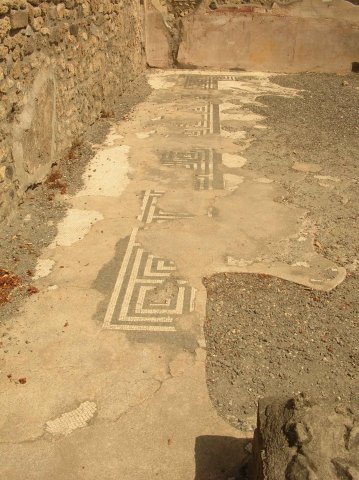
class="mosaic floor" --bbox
[101,74,252,333]
[103,74,284,333]
[99,71,344,335]
[103,191,195,332]
[0,70,347,480]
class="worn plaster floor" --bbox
[0,71,346,479]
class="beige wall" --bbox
[0,0,144,222]
[145,0,359,73]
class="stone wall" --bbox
[0,0,144,222]
[145,0,359,73]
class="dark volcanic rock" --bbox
[251,395,359,480]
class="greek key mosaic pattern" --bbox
[183,75,242,90]
[184,103,220,136]
[103,191,196,332]
[138,190,193,224]
[161,149,224,190]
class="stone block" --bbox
[145,9,172,68]
[10,10,29,30]
[0,17,11,39]
[31,16,44,31]
[251,395,359,480]
[69,23,78,36]
[0,166,6,183]
[0,4,9,14]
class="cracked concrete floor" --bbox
[0,71,346,479]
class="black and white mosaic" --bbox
[183,75,242,90]
[184,103,220,136]
[103,191,196,332]
[161,149,224,190]
[138,190,193,224]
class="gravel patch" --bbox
[204,72,359,432]
[204,272,358,431]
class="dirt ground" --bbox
[204,272,358,429]
[0,76,150,328]
[247,73,359,271]
[204,72,359,431]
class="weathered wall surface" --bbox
[251,395,359,480]
[145,0,359,73]
[0,0,144,222]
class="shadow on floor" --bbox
[194,435,251,480]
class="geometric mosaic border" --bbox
[184,103,220,136]
[103,191,196,332]
[138,190,193,224]
[183,75,242,90]
[161,149,224,190]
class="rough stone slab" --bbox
[10,10,29,29]
[145,9,171,68]
[251,395,359,479]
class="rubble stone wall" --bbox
[0,0,144,222]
